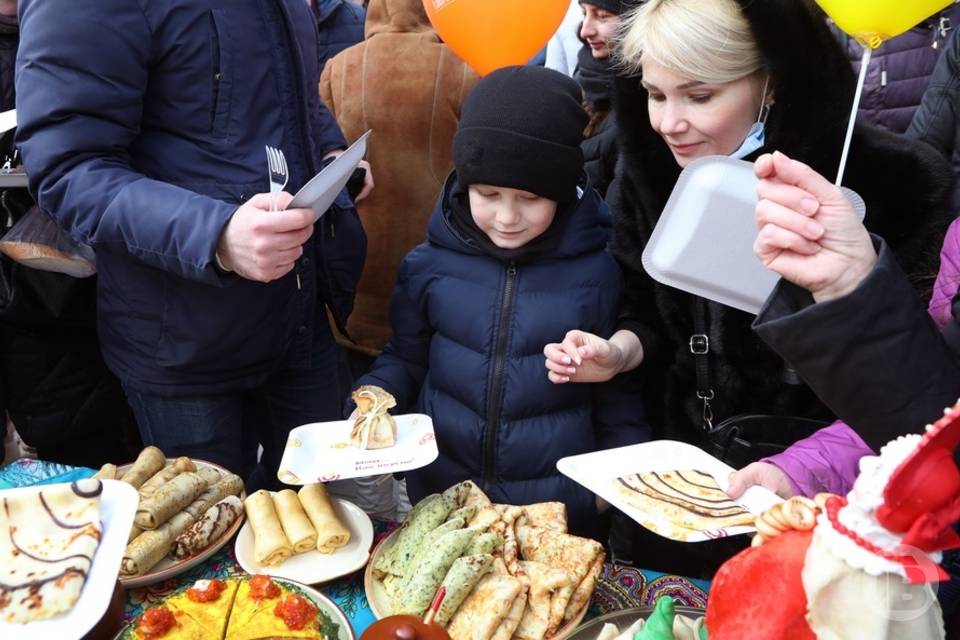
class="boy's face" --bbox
[468,185,558,249]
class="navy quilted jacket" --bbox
[357,175,650,535]
[314,0,366,72]
[16,0,366,396]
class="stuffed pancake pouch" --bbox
[350,385,398,449]
[0,479,103,623]
[298,483,350,553]
[134,471,208,529]
[244,490,293,566]
[447,573,524,640]
[394,527,477,616]
[171,495,243,560]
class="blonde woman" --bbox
[544,0,953,573]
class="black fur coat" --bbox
[607,0,956,447]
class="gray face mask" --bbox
[729,75,771,161]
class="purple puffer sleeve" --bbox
[762,421,874,497]
[929,218,960,329]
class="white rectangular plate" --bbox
[278,414,438,484]
[0,479,139,639]
[557,440,782,542]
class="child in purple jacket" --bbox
[729,217,960,499]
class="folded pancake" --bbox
[183,473,244,521]
[447,504,478,524]
[135,471,208,530]
[121,511,195,576]
[0,479,102,623]
[171,495,243,560]
[520,503,567,533]
[515,560,576,640]
[447,573,524,640]
[350,385,398,449]
[139,457,196,498]
[497,506,524,576]
[516,526,603,622]
[490,587,527,640]
[298,483,351,553]
[377,493,455,578]
[121,446,166,489]
[394,528,477,616]
[435,553,494,627]
[461,481,492,509]
[612,469,755,531]
[402,517,466,586]
[244,490,293,566]
[465,532,503,556]
[273,489,317,554]
[564,552,603,621]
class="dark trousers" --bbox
[123,322,341,492]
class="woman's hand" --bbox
[543,330,624,383]
[727,462,795,499]
[754,151,877,302]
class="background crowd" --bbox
[4,0,960,634]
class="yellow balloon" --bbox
[815,0,952,48]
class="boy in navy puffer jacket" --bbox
[352,66,650,537]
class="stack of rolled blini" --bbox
[244,483,352,567]
[96,446,245,577]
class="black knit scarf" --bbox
[575,45,615,111]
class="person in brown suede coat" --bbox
[320,0,479,359]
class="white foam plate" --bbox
[277,414,438,484]
[0,479,139,639]
[288,130,371,221]
[557,440,783,542]
[235,496,374,584]
[642,155,865,315]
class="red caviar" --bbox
[274,593,317,630]
[186,578,227,603]
[136,605,177,638]
[249,574,281,600]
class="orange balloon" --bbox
[423,0,570,76]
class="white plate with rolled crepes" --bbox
[95,446,247,588]
[278,386,438,484]
[364,480,600,640]
[235,483,374,584]
[0,478,138,639]
[557,440,783,543]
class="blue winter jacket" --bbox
[357,175,650,535]
[16,0,366,396]
[315,0,366,72]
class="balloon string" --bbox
[835,46,871,186]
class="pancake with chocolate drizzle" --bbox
[612,469,755,532]
[0,478,103,623]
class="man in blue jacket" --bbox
[15,0,369,489]
[311,0,367,71]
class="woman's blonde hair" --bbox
[616,0,763,83]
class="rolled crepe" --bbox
[183,474,244,520]
[128,524,143,544]
[298,483,351,554]
[245,490,293,566]
[435,554,494,627]
[139,457,196,498]
[272,489,317,554]
[196,466,222,486]
[120,511,194,576]
[134,472,208,530]
[93,463,118,480]
[394,528,477,616]
[121,446,166,489]
[171,495,243,560]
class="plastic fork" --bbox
[265,145,288,213]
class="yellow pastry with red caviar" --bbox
[124,575,336,640]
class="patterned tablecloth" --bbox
[0,458,711,636]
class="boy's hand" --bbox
[217,192,315,282]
